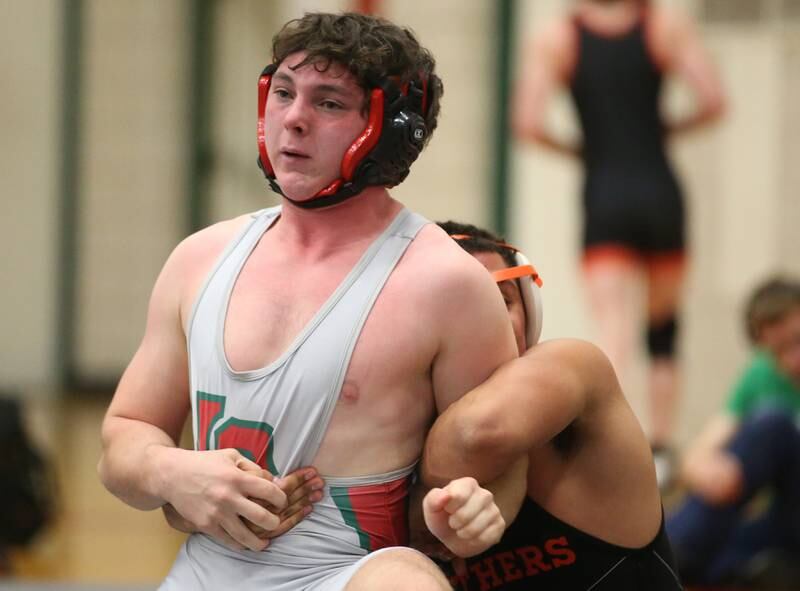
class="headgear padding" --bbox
[490,250,543,348]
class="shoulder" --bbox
[529,16,577,71]
[399,223,510,333]
[646,4,698,66]
[165,213,254,280]
[157,213,255,318]
[738,351,775,383]
[538,15,575,50]
[402,223,498,293]
[647,3,690,34]
[171,213,255,267]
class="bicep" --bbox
[103,251,192,444]
[662,11,725,111]
[431,271,518,414]
[512,25,572,137]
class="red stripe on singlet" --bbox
[334,475,411,552]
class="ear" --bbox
[256,64,279,177]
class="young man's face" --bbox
[264,52,368,201]
[473,251,527,355]
[762,307,800,383]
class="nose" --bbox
[283,97,309,135]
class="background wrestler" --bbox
[514,0,726,488]
[418,222,682,590]
[98,12,517,591]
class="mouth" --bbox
[281,148,310,159]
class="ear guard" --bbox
[451,234,544,348]
[256,63,434,209]
[491,250,544,348]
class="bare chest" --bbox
[223,262,336,370]
[223,245,437,391]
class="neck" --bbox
[273,186,402,257]
[578,0,641,29]
[580,0,640,14]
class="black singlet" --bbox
[569,11,685,255]
[437,497,683,591]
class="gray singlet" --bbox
[159,206,430,590]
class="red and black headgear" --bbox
[256,63,437,210]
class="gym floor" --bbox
[6,397,184,587]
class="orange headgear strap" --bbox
[450,234,543,287]
[492,264,542,287]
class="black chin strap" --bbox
[258,156,371,210]
[282,183,365,210]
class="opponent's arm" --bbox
[424,339,607,485]
[512,20,581,157]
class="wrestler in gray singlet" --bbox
[160,206,429,590]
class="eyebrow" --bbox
[272,71,359,99]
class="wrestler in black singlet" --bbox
[438,497,682,591]
[570,10,685,255]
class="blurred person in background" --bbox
[666,277,800,588]
[513,0,725,489]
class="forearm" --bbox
[421,400,527,487]
[680,414,738,487]
[483,456,527,525]
[98,416,183,510]
[666,100,725,136]
[515,125,581,158]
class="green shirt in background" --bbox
[726,350,800,419]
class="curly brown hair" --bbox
[437,221,519,269]
[271,12,443,144]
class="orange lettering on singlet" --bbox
[515,545,552,575]
[494,551,524,582]
[546,536,577,568]
[469,558,504,591]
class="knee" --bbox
[346,548,451,591]
[646,315,678,358]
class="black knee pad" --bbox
[647,316,678,358]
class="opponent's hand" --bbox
[162,501,196,534]
[423,477,505,558]
[244,466,325,539]
[161,448,287,552]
